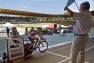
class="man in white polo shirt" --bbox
[64,2,93,63]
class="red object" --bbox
[47,25,54,29]
[29,31,37,36]
[28,36,35,41]
[33,30,38,33]
[28,31,37,41]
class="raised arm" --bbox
[64,7,73,17]
[90,10,94,16]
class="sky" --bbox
[0,0,94,14]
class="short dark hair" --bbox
[80,2,90,10]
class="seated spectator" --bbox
[10,27,20,38]
[9,27,20,63]
[53,24,57,33]
[57,25,62,33]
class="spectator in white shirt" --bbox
[64,1,93,63]
[10,27,20,38]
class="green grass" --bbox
[17,26,32,28]
[17,26,50,34]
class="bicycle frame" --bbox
[32,37,46,51]
[27,34,46,51]
[25,32,48,55]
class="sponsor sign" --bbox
[6,37,24,61]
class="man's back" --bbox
[73,11,93,34]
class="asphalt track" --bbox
[14,37,94,63]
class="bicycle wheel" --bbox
[38,41,48,52]
[24,43,30,51]
[24,43,33,53]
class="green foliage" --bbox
[17,26,32,28]
[67,17,72,20]
[17,26,50,35]
[42,28,48,31]
[64,11,68,15]
[42,28,49,35]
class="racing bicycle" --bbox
[24,34,48,55]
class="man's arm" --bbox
[90,10,94,16]
[64,7,73,17]
[64,7,85,21]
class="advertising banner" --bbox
[6,37,24,61]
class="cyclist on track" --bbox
[28,27,45,44]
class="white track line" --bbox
[46,51,69,59]
[48,37,94,52]
[58,58,69,63]
[46,37,94,63]
[48,41,72,49]
[48,47,68,53]
[85,46,94,51]
[58,46,94,63]
[48,41,72,52]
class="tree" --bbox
[64,11,68,15]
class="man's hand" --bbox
[64,7,73,17]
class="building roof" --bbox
[0,8,69,17]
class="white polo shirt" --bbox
[73,11,93,34]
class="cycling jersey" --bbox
[28,31,38,41]
[28,32,36,37]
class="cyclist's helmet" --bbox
[33,30,38,33]
[37,27,42,32]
